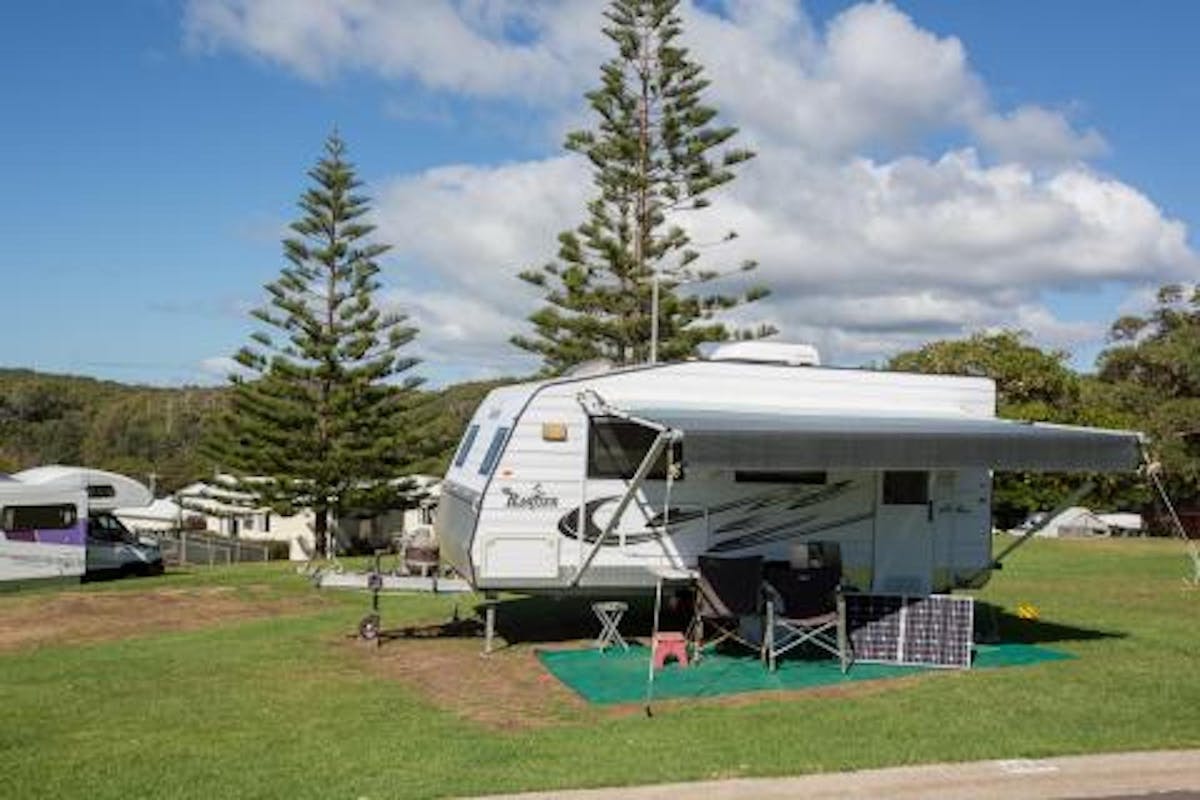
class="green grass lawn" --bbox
[2,537,1198,799]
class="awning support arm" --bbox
[577,389,669,432]
[976,480,1096,583]
[571,389,678,588]
[570,431,673,588]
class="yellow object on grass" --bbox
[1017,603,1040,620]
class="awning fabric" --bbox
[626,407,1143,472]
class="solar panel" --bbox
[845,593,974,669]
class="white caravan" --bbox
[435,345,1142,596]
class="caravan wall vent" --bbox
[704,341,821,366]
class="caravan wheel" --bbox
[358,613,381,641]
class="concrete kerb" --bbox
[471,749,1200,800]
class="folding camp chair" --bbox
[689,555,764,660]
[762,563,851,673]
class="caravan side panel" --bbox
[0,485,87,582]
[943,469,992,589]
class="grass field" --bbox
[2,537,1198,799]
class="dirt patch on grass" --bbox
[0,586,321,652]
[352,635,603,730]
[348,631,927,731]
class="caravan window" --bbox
[87,484,116,499]
[587,419,681,480]
[453,425,480,468]
[2,504,78,531]
[478,427,511,476]
[882,471,929,505]
[734,471,826,484]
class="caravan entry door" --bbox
[873,471,933,595]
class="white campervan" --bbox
[12,467,163,579]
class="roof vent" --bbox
[704,341,821,366]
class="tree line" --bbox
[0,368,501,496]
[888,300,1200,528]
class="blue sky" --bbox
[2,1,1197,387]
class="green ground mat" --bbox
[537,642,1073,705]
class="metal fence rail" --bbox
[150,529,273,567]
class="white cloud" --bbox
[190,0,1198,373]
[183,0,603,101]
[971,105,1108,166]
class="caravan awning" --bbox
[626,407,1143,472]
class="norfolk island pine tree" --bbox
[203,133,424,556]
[512,0,775,373]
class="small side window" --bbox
[734,471,826,484]
[2,504,78,531]
[883,471,929,505]
[478,427,511,476]
[87,484,116,499]
[453,425,480,468]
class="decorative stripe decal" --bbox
[556,480,858,549]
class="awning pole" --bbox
[1141,446,1200,585]
[645,575,663,717]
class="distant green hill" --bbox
[0,369,514,493]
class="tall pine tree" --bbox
[204,134,421,556]
[513,0,773,372]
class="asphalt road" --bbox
[477,749,1200,800]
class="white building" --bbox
[174,474,441,560]
[114,497,203,533]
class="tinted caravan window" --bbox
[882,471,929,504]
[478,427,510,476]
[453,425,480,468]
[734,471,826,484]
[2,504,78,531]
[587,418,680,480]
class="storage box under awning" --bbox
[624,407,1143,472]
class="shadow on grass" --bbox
[975,601,1125,644]
[376,613,486,642]
[371,596,1127,650]
[373,593,687,646]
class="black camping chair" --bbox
[689,555,764,659]
[762,563,852,673]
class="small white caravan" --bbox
[435,344,1142,597]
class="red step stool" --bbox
[652,631,690,669]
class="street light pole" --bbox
[649,271,659,364]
